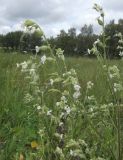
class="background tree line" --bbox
[0,19,123,58]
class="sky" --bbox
[0,0,123,37]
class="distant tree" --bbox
[0,31,23,50]
[20,31,42,52]
[118,19,123,25]
[105,19,123,58]
[55,29,77,56]
[80,24,93,36]
[48,25,97,57]
[68,27,76,38]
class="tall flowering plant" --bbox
[16,5,123,160]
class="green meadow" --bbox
[0,51,123,159]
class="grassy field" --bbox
[0,51,123,159]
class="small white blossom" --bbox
[119,51,123,57]
[87,49,91,54]
[74,84,81,91]
[29,68,35,75]
[94,39,100,45]
[61,96,67,103]
[88,108,94,112]
[56,102,60,106]
[37,105,41,110]
[21,61,28,69]
[35,46,40,53]
[73,91,81,99]
[49,79,54,86]
[23,50,27,54]
[59,122,64,126]
[47,110,52,116]
[64,106,71,115]
[20,61,28,72]
[108,65,120,79]
[56,48,65,60]
[70,150,74,156]
[41,55,46,64]
[30,26,36,34]
[113,83,123,92]
[60,112,65,118]
[16,63,20,68]
[87,81,94,89]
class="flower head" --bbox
[35,46,40,53]
[41,55,46,64]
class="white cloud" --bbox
[0,0,123,36]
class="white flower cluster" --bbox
[56,94,72,120]
[119,51,123,57]
[41,55,46,64]
[56,48,65,61]
[93,3,104,15]
[67,139,89,159]
[49,79,54,86]
[113,83,123,92]
[108,65,120,79]
[115,32,122,38]
[47,110,52,116]
[115,32,123,57]
[73,84,81,99]
[17,61,28,72]
[87,81,94,90]
[35,46,40,54]
[63,69,78,87]
[55,147,64,158]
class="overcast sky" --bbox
[0,0,123,37]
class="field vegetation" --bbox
[0,4,123,160]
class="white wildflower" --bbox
[23,51,27,53]
[119,51,123,57]
[74,84,81,91]
[41,55,46,64]
[115,32,122,38]
[118,39,123,44]
[87,81,94,89]
[37,105,41,110]
[94,39,100,45]
[108,65,120,79]
[35,46,40,53]
[117,45,123,50]
[16,63,20,68]
[55,147,64,157]
[88,108,94,112]
[59,122,64,126]
[73,91,81,99]
[21,61,28,69]
[64,106,71,115]
[87,49,91,54]
[29,68,35,75]
[56,102,60,106]
[109,74,113,79]
[114,83,123,92]
[47,110,52,116]
[70,150,74,156]
[60,112,65,118]
[30,26,36,34]
[49,79,54,86]
[56,48,65,61]
[61,96,67,103]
